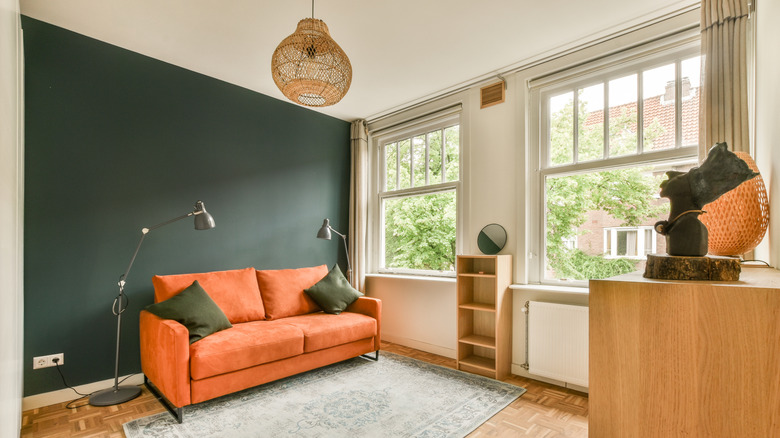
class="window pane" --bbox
[398,139,411,190]
[620,230,638,256]
[549,92,574,166]
[643,63,676,151]
[681,56,701,147]
[544,159,696,281]
[616,230,629,256]
[444,125,459,181]
[644,228,654,255]
[412,135,426,187]
[578,84,604,162]
[385,142,397,191]
[608,74,638,157]
[428,130,443,184]
[383,191,456,272]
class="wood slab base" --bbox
[643,254,741,281]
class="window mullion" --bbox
[603,82,609,159]
[573,89,579,163]
[409,137,415,187]
[637,72,644,154]
[425,133,430,186]
[675,60,682,148]
[441,129,446,183]
[395,143,400,190]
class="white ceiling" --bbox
[19,0,698,122]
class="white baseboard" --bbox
[511,363,589,393]
[22,374,145,411]
[381,334,456,359]
[381,337,589,393]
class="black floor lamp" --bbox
[89,200,216,407]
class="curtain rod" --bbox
[368,103,462,137]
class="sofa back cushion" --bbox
[152,267,266,323]
[255,265,328,320]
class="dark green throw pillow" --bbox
[304,265,363,314]
[144,280,232,343]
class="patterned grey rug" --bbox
[123,352,526,438]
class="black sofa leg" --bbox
[144,375,184,423]
[361,350,380,361]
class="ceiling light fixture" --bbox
[271,0,352,107]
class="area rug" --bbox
[123,352,526,438]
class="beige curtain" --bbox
[700,0,751,159]
[349,120,369,291]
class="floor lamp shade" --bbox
[316,218,351,282]
[194,200,216,230]
[89,201,215,407]
[317,219,332,239]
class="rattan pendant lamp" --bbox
[271,0,352,107]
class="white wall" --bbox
[365,78,520,360]
[366,275,457,357]
[755,1,780,266]
[364,9,700,375]
[0,0,24,434]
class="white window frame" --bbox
[370,108,462,277]
[528,31,700,286]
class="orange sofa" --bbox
[139,265,381,423]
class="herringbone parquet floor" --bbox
[21,341,589,437]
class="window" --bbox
[375,111,460,275]
[531,36,700,283]
[603,226,656,258]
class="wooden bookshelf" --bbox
[456,254,512,379]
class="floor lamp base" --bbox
[89,385,142,406]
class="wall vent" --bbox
[480,81,505,109]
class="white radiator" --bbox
[524,301,589,387]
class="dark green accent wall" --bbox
[22,17,351,396]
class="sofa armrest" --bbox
[346,296,382,351]
[140,310,191,408]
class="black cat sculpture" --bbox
[654,143,758,257]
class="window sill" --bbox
[510,283,590,295]
[366,273,456,283]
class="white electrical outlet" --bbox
[33,353,64,369]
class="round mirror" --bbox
[477,224,507,255]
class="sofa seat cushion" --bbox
[153,267,266,323]
[279,312,377,353]
[189,321,303,380]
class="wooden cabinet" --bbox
[589,266,780,437]
[456,254,512,379]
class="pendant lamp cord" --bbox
[312,0,315,18]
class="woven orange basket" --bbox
[700,151,770,256]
